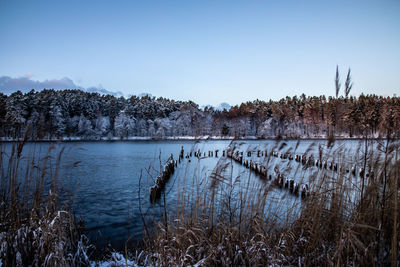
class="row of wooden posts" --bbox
[234,148,369,178]
[150,146,369,203]
[179,148,222,162]
[272,151,371,178]
[175,146,369,179]
[151,147,224,203]
[227,150,311,199]
[227,148,371,199]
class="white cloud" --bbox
[0,75,123,97]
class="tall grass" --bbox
[0,133,90,266]
[134,139,400,266]
[2,133,398,266]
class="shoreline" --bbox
[0,135,388,142]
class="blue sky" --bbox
[0,0,399,106]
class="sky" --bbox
[0,0,399,106]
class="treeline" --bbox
[0,89,399,140]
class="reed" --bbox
[0,132,91,266]
[134,139,400,266]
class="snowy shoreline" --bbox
[0,135,384,142]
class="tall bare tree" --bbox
[335,65,341,98]
[345,68,353,98]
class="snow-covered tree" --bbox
[95,116,111,136]
[78,115,94,136]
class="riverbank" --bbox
[0,133,385,142]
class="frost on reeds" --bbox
[0,133,91,266]
[135,139,400,266]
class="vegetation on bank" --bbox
[1,89,399,140]
[0,136,91,266]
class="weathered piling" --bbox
[294,183,299,195]
[301,184,310,199]
[277,174,284,188]
[150,155,175,203]
[307,156,314,167]
[351,165,356,176]
[179,146,184,162]
[289,179,294,193]
[359,168,365,178]
[301,155,307,165]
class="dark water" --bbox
[1,139,371,249]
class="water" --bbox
[1,139,374,249]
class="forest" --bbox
[0,89,399,140]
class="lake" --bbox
[1,139,372,249]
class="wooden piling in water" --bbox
[179,146,184,161]
[289,179,294,193]
[150,155,175,203]
[301,184,310,199]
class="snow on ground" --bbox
[0,134,377,142]
[91,253,138,267]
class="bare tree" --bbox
[345,68,353,98]
[335,65,341,98]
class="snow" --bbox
[1,89,395,142]
[91,253,138,267]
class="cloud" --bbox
[0,75,123,97]
[86,86,124,97]
[216,102,231,111]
